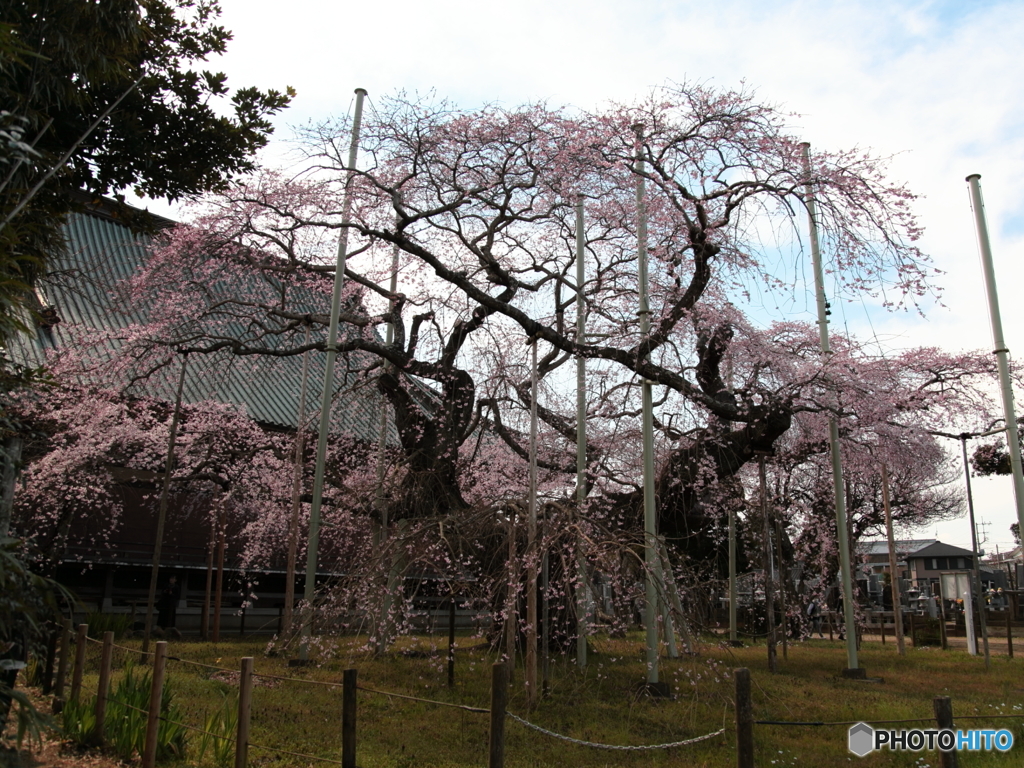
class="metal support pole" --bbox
[574,196,589,667]
[881,466,906,655]
[960,435,991,669]
[373,241,401,654]
[300,88,367,660]
[801,142,859,673]
[634,124,660,687]
[966,174,1024,587]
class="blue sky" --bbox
[147,0,1024,553]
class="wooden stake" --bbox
[70,624,87,705]
[93,631,114,745]
[933,696,958,768]
[939,599,948,650]
[53,619,71,708]
[342,669,357,768]
[202,516,215,641]
[488,663,507,768]
[735,668,754,768]
[213,508,226,643]
[234,657,253,768]
[448,598,456,688]
[142,642,168,768]
[1007,609,1014,658]
[41,624,58,693]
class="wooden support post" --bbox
[202,518,215,641]
[488,663,507,768]
[1007,610,1014,658]
[933,696,958,768]
[235,657,253,768]
[53,619,72,710]
[939,600,948,650]
[213,511,226,644]
[447,598,456,688]
[142,642,168,768]
[909,613,916,648]
[41,624,58,694]
[70,624,87,705]
[775,517,788,661]
[93,631,114,745]
[735,667,754,768]
[342,669,356,768]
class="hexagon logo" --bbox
[848,722,875,757]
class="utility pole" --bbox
[299,88,367,661]
[801,143,860,675]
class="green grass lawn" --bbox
[68,632,1024,767]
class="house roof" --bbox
[857,539,938,558]
[12,204,392,444]
[909,541,978,560]
[858,539,979,561]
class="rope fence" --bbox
[506,713,726,751]
[35,624,1024,768]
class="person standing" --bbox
[157,575,181,629]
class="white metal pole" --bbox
[960,435,991,669]
[880,466,905,656]
[634,124,660,686]
[299,88,367,661]
[966,174,1024,548]
[373,241,401,654]
[574,197,589,667]
[800,143,859,673]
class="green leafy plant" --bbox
[196,694,237,768]
[60,660,187,762]
[59,694,95,747]
[0,536,71,748]
[84,612,133,640]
